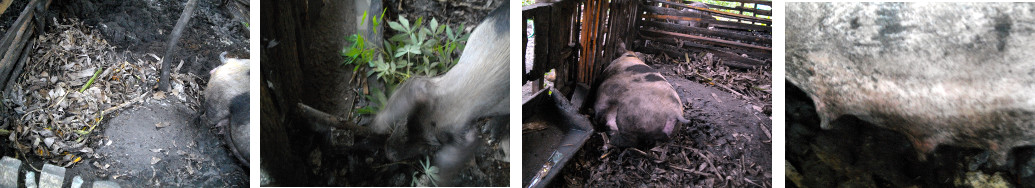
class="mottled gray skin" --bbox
[595,51,688,148]
[371,5,508,186]
[787,3,1035,165]
[203,52,250,166]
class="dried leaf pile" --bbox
[649,52,772,115]
[2,18,202,166]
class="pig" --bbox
[593,44,688,148]
[228,93,250,166]
[787,2,1035,166]
[370,5,508,186]
[203,52,250,166]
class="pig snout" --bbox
[203,52,250,166]
[369,5,509,186]
[594,52,686,148]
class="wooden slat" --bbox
[0,0,13,15]
[639,39,765,69]
[0,0,41,57]
[704,0,771,6]
[641,6,770,31]
[642,20,770,44]
[649,0,770,24]
[4,40,29,92]
[0,0,51,87]
[706,3,770,16]
[641,13,770,32]
[645,34,770,59]
[640,28,770,52]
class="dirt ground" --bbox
[524,50,772,187]
[291,0,510,186]
[0,0,249,186]
[785,83,1035,187]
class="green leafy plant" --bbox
[343,10,471,113]
[411,155,439,186]
[355,85,390,115]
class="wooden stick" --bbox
[0,0,13,15]
[3,40,30,93]
[159,0,198,91]
[296,103,375,136]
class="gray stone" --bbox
[0,156,20,188]
[92,181,121,188]
[24,172,36,188]
[70,176,83,188]
[38,164,64,188]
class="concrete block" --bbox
[92,181,121,188]
[0,156,20,188]
[38,164,64,188]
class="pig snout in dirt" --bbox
[370,5,509,186]
[203,52,250,166]
[594,51,688,148]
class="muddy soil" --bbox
[23,99,247,187]
[543,59,772,187]
[785,82,1035,187]
[1,0,249,186]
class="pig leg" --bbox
[434,129,480,186]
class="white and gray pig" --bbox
[203,52,250,166]
[370,5,508,186]
[594,48,688,148]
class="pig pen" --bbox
[522,0,772,187]
[0,0,249,186]
[260,0,508,186]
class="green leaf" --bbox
[389,33,409,43]
[360,11,369,26]
[446,26,455,39]
[414,17,424,31]
[436,24,446,35]
[400,16,411,31]
[430,18,439,33]
[388,21,405,32]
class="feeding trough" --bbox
[522,87,593,188]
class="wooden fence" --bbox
[523,0,773,95]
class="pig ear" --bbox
[219,51,229,64]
